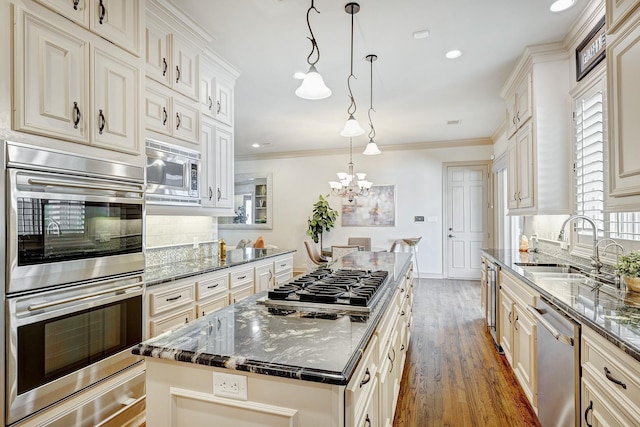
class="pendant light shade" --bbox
[296,65,332,100]
[296,1,331,100]
[363,140,381,155]
[341,114,365,137]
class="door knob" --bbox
[448,234,455,238]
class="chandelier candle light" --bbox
[295,0,332,100]
[329,137,373,203]
[363,54,382,155]
[340,2,365,137]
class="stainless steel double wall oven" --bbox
[4,141,145,425]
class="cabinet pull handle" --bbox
[400,288,405,293]
[388,349,395,373]
[217,100,221,114]
[209,187,213,201]
[176,66,181,83]
[237,275,246,280]
[98,0,106,24]
[514,192,518,201]
[207,284,219,289]
[508,311,513,324]
[217,318,222,330]
[584,400,593,427]
[162,107,168,125]
[166,295,182,302]
[400,310,405,316]
[217,188,222,201]
[162,58,168,76]
[208,96,213,110]
[517,111,520,122]
[364,414,371,427]
[185,317,189,323]
[73,0,80,10]
[72,102,81,129]
[359,368,371,387]
[604,367,627,389]
[514,315,519,331]
[401,344,405,351]
[176,112,181,130]
[280,263,286,267]
[518,192,522,202]
[512,116,516,125]
[98,109,105,134]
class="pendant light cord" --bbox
[368,56,376,140]
[346,5,358,116]
[305,0,321,67]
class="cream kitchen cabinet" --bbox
[145,79,200,147]
[35,0,142,55]
[501,45,571,215]
[581,326,640,425]
[274,255,294,286]
[200,56,235,126]
[146,278,197,338]
[255,261,275,293]
[607,0,640,33]
[254,254,295,293]
[499,286,515,366]
[196,271,230,317]
[200,117,234,209]
[14,6,142,156]
[606,9,640,211]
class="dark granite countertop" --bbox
[145,248,297,287]
[133,252,412,385]
[483,249,640,362]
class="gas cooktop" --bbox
[263,268,389,314]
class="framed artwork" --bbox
[576,16,606,81]
[341,185,396,226]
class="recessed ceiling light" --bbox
[292,71,306,80]
[550,0,575,12]
[251,143,260,148]
[445,49,462,59]
[413,29,430,39]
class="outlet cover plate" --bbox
[213,372,248,400]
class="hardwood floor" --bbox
[393,279,541,427]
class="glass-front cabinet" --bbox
[219,173,272,229]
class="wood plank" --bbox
[393,279,541,427]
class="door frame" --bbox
[442,161,493,279]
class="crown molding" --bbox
[562,0,606,50]
[491,118,507,142]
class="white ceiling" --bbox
[169,0,588,158]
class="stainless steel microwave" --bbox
[145,139,201,206]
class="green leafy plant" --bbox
[306,194,339,248]
[615,250,640,278]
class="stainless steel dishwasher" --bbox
[527,299,580,427]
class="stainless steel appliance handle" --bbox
[28,282,144,311]
[28,178,144,195]
[526,305,574,346]
[94,395,146,427]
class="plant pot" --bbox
[623,276,640,293]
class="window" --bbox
[573,76,640,255]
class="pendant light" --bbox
[363,54,382,155]
[340,2,365,137]
[295,0,332,100]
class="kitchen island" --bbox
[133,251,413,427]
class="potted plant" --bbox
[306,194,339,249]
[615,250,640,292]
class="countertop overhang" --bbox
[483,249,640,362]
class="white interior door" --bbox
[446,164,488,279]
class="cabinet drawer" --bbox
[197,273,229,300]
[229,284,253,304]
[352,377,379,427]
[582,371,639,425]
[274,257,293,274]
[230,268,253,288]
[197,293,228,317]
[582,328,640,412]
[149,281,196,316]
[346,335,378,425]
[500,270,538,307]
[275,271,293,287]
[149,306,196,337]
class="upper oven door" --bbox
[7,169,144,295]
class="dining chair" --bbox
[304,240,329,266]
[388,240,401,252]
[331,245,360,260]
[347,237,371,251]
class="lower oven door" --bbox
[6,274,144,426]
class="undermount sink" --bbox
[515,263,582,274]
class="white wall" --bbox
[220,144,493,277]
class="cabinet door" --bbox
[90,0,140,55]
[506,96,517,139]
[516,122,534,209]
[15,9,90,144]
[513,305,537,409]
[200,63,216,117]
[35,0,90,28]
[506,142,519,210]
[92,45,139,154]
[607,0,640,32]
[213,126,234,208]
[149,306,196,338]
[145,15,171,86]
[200,118,216,207]
[172,34,199,100]
[214,78,234,126]
[229,284,253,304]
[173,95,200,146]
[582,375,637,426]
[499,289,515,366]
[255,263,274,293]
[607,15,640,204]
[144,81,172,136]
[515,73,532,128]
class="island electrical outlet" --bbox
[213,372,248,400]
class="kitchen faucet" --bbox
[558,214,603,275]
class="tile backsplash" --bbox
[146,215,218,249]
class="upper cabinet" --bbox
[200,57,235,126]
[201,117,234,210]
[607,0,640,33]
[35,0,142,56]
[501,44,571,215]
[13,5,142,156]
[606,4,640,210]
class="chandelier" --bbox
[329,138,372,203]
